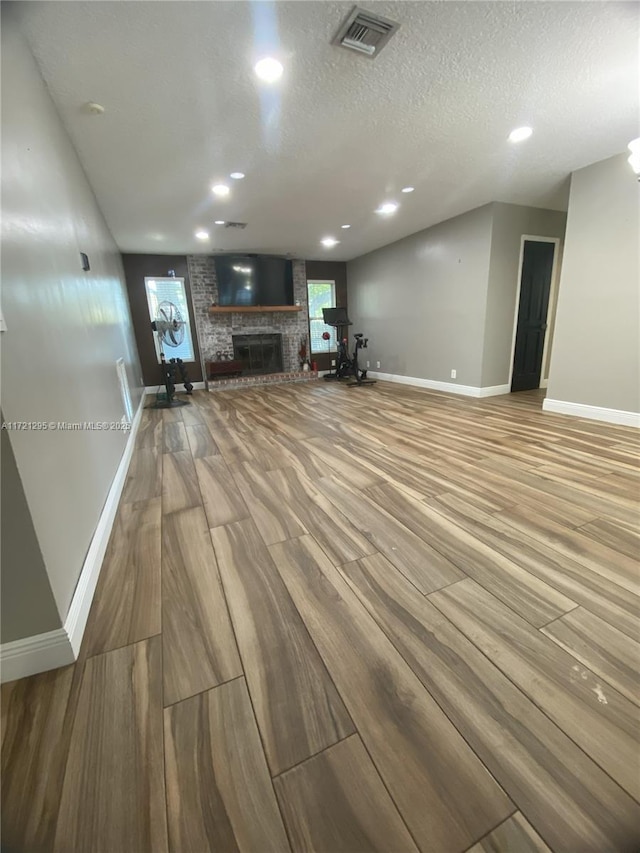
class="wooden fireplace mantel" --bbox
[208,305,303,315]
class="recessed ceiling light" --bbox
[214,220,225,225]
[341,224,351,229]
[401,186,414,193]
[230,172,245,180]
[508,126,533,143]
[376,202,398,215]
[195,230,209,240]
[212,184,230,196]
[321,237,339,248]
[254,57,283,83]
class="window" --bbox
[308,280,337,354]
[145,277,195,363]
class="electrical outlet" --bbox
[450,369,457,379]
[331,359,336,367]
[376,361,381,369]
[366,360,370,368]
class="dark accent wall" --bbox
[305,260,348,372]
[121,254,203,384]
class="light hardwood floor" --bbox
[2,382,639,853]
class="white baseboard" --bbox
[0,629,75,684]
[145,382,205,395]
[478,384,511,398]
[64,394,145,656]
[543,398,640,428]
[0,393,145,683]
[368,372,510,399]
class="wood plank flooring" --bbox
[2,383,639,852]
[430,579,640,801]
[270,535,514,852]
[54,637,168,852]
[541,608,640,706]
[466,813,552,853]
[84,497,162,656]
[162,506,242,706]
[273,735,419,853]
[210,518,354,774]
[164,678,290,852]
[1,665,75,852]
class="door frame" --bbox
[508,235,561,391]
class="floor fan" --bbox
[150,300,193,408]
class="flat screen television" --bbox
[214,255,294,306]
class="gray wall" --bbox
[347,205,494,388]
[1,15,143,632]
[482,204,567,387]
[547,153,640,413]
[1,422,61,643]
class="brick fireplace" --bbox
[187,256,309,377]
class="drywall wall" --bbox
[1,421,61,643]
[546,154,639,413]
[1,14,143,630]
[482,204,567,388]
[347,205,494,388]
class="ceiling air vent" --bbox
[333,6,399,58]
[224,221,247,230]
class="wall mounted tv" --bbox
[214,255,294,307]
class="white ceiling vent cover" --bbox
[333,6,400,58]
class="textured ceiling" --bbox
[14,1,639,261]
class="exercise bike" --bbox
[322,307,376,387]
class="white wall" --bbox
[546,154,640,416]
[347,205,494,388]
[1,14,143,632]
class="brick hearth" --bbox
[208,371,319,391]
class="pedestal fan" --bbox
[150,300,193,408]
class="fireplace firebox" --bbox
[232,334,284,375]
